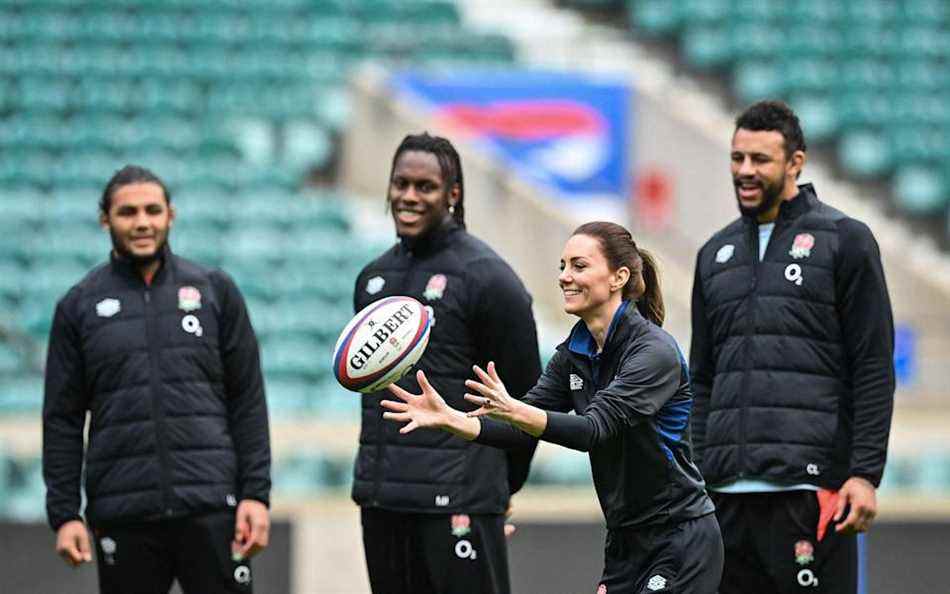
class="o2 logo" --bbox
[455,540,477,560]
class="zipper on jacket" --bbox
[144,287,174,516]
[736,222,759,479]
[736,214,789,479]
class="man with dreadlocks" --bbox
[350,133,541,594]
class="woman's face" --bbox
[558,234,625,317]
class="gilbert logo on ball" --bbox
[333,296,431,393]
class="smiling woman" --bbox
[381,221,724,594]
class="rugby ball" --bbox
[333,296,431,393]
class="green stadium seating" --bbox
[0,376,43,413]
[629,0,683,34]
[623,0,950,235]
[0,0,520,443]
[0,344,21,375]
[4,455,45,521]
[838,131,891,178]
[272,451,334,495]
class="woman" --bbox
[382,221,723,593]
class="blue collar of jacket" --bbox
[567,300,632,360]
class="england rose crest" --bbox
[424,274,447,301]
[794,540,814,566]
[178,286,202,311]
[789,233,815,259]
[451,514,471,537]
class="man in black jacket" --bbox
[690,101,895,594]
[352,133,541,594]
[43,165,271,594]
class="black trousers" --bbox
[92,511,253,594]
[361,507,510,594]
[712,491,857,594]
[598,513,723,594]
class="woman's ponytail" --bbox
[634,247,664,327]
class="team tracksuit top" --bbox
[43,246,271,530]
[478,302,715,530]
[352,220,541,514]
[689,183,895,490]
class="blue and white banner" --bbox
[391,70,632,200]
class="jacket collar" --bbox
[566,300,639,360]
[110,243,173,285]
[398,219,461,257]
[743,182,819,226]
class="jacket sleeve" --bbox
[215,271,272,505]
[42,296,88,531]
[470,257,543,495]
[835,219,895,487]
[688,251,713,465]
[541,339,681,452]
[474,351,574,451]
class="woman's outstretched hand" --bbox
[464,361,518,420]
[381,370,453,434]
[465,361,548,437]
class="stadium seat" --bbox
[733,62,784,103]
[629,0,683,35]
[4,455,46,521]
[682,27,731,68]
[261,337,328,379]
[838,131,891,178]
[893,166,947,215]
[264,379,313,418]
[0,376,43,413]
[272,451,334,496]
[283,120,335,177]
[0,344,21,375]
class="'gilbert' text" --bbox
[350,304,414,370]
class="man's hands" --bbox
[504,503,517,539]
[55,520,92,567]
[834,476,878,534]
[232,499,270,561]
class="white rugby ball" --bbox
[332,296,431,393]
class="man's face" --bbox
[730,128,789,218]
[388,150,456,239]
[100,182,174,264]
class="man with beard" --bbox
[43,165,271,594]
[351,133,541,594]
[689,101,895,594]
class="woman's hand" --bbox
[464,361,519,420]
[465,361,548,437]
[382,370,482,440]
